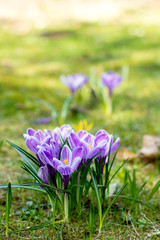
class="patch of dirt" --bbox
[39,31,71,38]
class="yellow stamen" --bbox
[64,159,68,165]
[40,141,42,144]
[89,143,91,148]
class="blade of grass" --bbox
[107,159,128,187]
[0,184,46,193]
[89,169,102,229]
[7,141,40,166]
[116,195,155,210]
[147,180,160,201]
[99,183,128,232]
[21,161,62,206]
[22,182,70,194]
[60,95,73,122]
[5,182,11,237]
[89,204,94,240]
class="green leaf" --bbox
[20,161,62,206]
[107,159,128,187]
[0,184,46,193]
[35,98,58,119]
[5,182,12,237]
[89,169,102,227]
[22,182,71,194]
[9,219,65,233]
[89,204,94,240]
[147,180,160,201]
[117,195,155,210]
[108,145,119,175]
[99,183,128,232]
[7,141,40,167]
[60,95,73,121]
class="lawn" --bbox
[0,22,160,239]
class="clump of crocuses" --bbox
[23,125,120,221]
[101,71,122,115]
[24,125,120,189]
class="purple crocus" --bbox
[48,145,84,188]
[95,129,120,174]
[68,130,104,166]
[38,166,49,185]
[34,117,52,125]
[68,129,120,173]
[60,74,88,94]
[52,124,73,148]
[23,128,52,157]
[24,125,73,156]
[101,71,122,96]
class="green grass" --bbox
[0,22,160,239]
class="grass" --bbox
[0,22,160,239]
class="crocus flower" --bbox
[37,142,60,166]
[95,129,120,174]
[24,125,73,157]
[68,129,120,172]
[73,119,93,132]
[48,145,84,188]
[52,124,74,148]
[60,74,88,94]
[101,71,122,96]
[23,128,52,157]
[34,117,52,125]
[95,129,120,159]
[68,130,104,166]
[38,166,49,185]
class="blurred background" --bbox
[0,0,160,182]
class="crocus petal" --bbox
[38,145,54,165]
[72,147,84,164]
[38,166,49,185]
[83,133,94,144]
[87,147,103,161]
[77,130,87,139]
[43,135,52,145]
[25,136,40,155]
[95,129,108,137]
[60,125,73,140]
[57,165,71,176]
[79,141,90,158]
[111,137,120,153]
[61,145,72,165]
[27,128,36,136]
[94,133,109,147]
[70,157,81,173]
[51,158,63,169]
[44,129,52,137]
[34,130,45,141]
[52,130,61,145]
[68,133,81,149]
[50,140,60,159]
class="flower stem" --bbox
[49,196,56,225]
[76,172,81,211]
[64,192,69,222]
[103,88,112,116]
[106,94,112,116]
